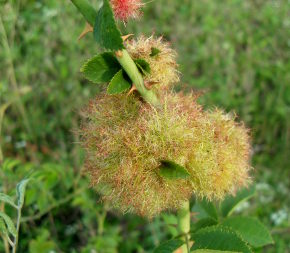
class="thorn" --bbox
[122,34,134,41]
[144,81,158,89]
[127,84,137,96]
[115,50,123,58]
[174,248,183,253]
[190,212,198,218]
[78,23,93,41]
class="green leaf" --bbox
[158,160,190,180]
[70,0,97,26]
[0,193,17,209]
[107,70,131,94]
[0,212,17,237]
[0,218,8,236]
[16,178,30,208]
[93,0,124,50]
[220,216,274,248]
[81,52,121,83]
[191,217,218,232]
[153,239,184,253]
[1,159,21,172]
[29,229,57,253]
[150,47,161,57]
[191,226,252,253]
[162,213,178,237]
[220,185,255,217]
[192,250,240,253]
[194,199,218,221]
[134,58,151,75]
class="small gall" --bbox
[110,0,143,22]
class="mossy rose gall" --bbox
[80,92,251,217]
[110,0,143,21]
[126,36,180,90]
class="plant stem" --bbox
[69,0,160,107]
[115,50,160,106]
[0,15,32,140]
[0,103,9,164]
[0,148,9,253]
[177,200,191,253]
[12,207,22,253]
[0,198,10,253]
[1,236,9,253]
[97,202,108,235]
[21,188,84,223]
[0,14,38,163]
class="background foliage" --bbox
[0,0,289,252]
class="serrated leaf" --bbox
[107,70,131,94]
[0,218,8,236]
[81,52,121,83]
[150,47,161,57]
[194,199,218,221]
[220,185,255,217]
[93,0,124,50]
[0,212,16,237]
[192,250,240,253]
[220,216,274,248]
[191,226,252,253]
[134,58,151,75]
[191,217,218,233]
[17,179,30,208]
[158,160,190,180]
[153,239,184,253]
[0,193,17,209]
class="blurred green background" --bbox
[0,0,289,252]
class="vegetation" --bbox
[0,0,289,252]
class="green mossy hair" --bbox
[80,92,251,218]
[125,36,180,90]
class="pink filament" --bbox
[110,0,142,21]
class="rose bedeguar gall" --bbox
[80,92,251,218]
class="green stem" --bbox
[0,103,9,164]
[177,200,191,253]
[97,202,108,235]
[12,207,22,253]
[0,184,10,253]
[0,15,31,137]
[115,50,160,106]
[21,188,84,223]
[0,14,38,163]
[70,0,160,107]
